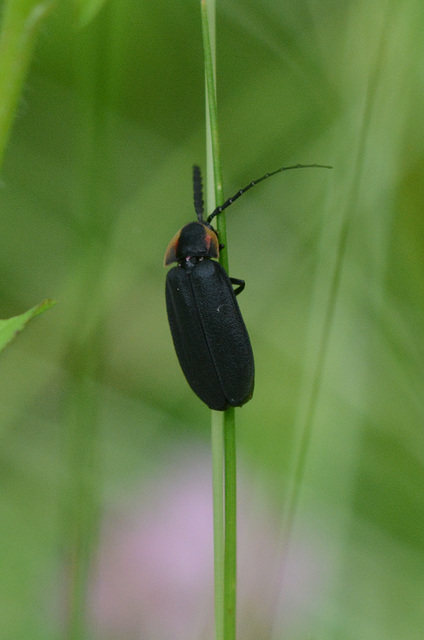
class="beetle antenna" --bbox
[207,163,332,223]
[192,165,204,222]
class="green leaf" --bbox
[0,0,58,166]
[0,299,56,353]
[75,0,109,28]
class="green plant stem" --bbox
[224,408,237,636]
[211,411,225,640]
[201,2,237,639]
[0,0,57,167]
[200,0,227,257]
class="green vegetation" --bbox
[0,1,423,639]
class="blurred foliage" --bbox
[0,0,424,638]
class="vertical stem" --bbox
[224,408,237,636]
[200,0,227,260]
[211,411,225,640]
[200,2,237,639]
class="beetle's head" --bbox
[164,221,219,266]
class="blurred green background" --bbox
[1,0,424,638]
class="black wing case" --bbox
[165,260,254,410]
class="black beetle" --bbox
[164,163,331,410]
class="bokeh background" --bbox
[1,0,424,638]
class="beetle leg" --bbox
[230,277,245,296]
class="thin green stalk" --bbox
[223,408,236,637]
[200,0,227,258]
[200,2,237,639]
[211,412,224,640]
[211,409,237,640]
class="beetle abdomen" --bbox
[166,259,254,410]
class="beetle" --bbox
[164,163,331,410]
